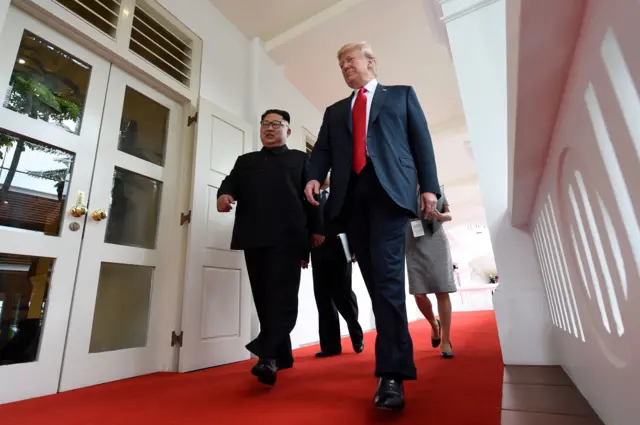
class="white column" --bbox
[0,0,10,34]
[247,37,261,152]
[246,37,261,347]
[441,0,556,364]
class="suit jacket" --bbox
[316,190,341,238]
[218,145,320,256]
[307,84,440,219]
[311,190,344,264]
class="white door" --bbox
[59,66,183,391]
[179,98,252,372]
[0,7,110,403]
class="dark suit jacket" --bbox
[311,190,344,264]
[218,145,320,256]
[315,190,341,238]
[308,84,440,219]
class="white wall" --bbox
[529,1,639,423]
[442,0,556,365]
[0,0,8,34]
[156,0,250,120]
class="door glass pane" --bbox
[89,262,153,353]
[118,87,169,166]
[0,253,54,366]
[0,129,75,236]
[3,30,91,134]
[104,167,162,249]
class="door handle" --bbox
[91,209,108,221]
[70,190,88,217]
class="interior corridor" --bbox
[0,312,504,424]
[0,311,607,424]
[0,0,638,423]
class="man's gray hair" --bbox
[337,41,377,76]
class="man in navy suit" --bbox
[304,42,440,411]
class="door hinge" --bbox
[171,331,183,347]
[187,112,198,127]
[180,210,191,225]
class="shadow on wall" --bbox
[530,3,639,424]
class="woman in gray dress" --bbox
[405,192,455,358]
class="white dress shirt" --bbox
[350,79,378,138]
[350,79,378,157]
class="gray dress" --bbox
[405,194,456,295]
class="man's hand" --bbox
[420,192,437,219]
[426,210,443,221]
[427,210,451,223]
[301,260,309,269]
[312,234,325,248]
[217,194,235,212]
[304,180,321,206]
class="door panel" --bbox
[179,99,252,372]
[0,7,110,404]
[59,65,183,391]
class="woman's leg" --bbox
[414,293,438,338]
[435,293,453,353]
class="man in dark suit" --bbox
[311,176,364,358]
[304,42,440,411]
[218,109,322,387]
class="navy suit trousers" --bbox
[344,163,416,380]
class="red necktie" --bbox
[352,87,367,173]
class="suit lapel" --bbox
[368,84,388,129]
[341,94,354,135]
[340,84,387,135]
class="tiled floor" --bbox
[501,366,604,424]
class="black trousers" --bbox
[311,239,363,353]
[344,164,416,380]
[244,245,302,367]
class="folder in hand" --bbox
[337,233,354,263]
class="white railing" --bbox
[530,12,638,424]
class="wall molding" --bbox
[440,0,503,24]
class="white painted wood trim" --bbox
[440,0,503,24]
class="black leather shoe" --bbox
[251,359,277,386]
[315,351,340,358]
[374,378,405,411]
[353,341,364,354]
[276,360,294,370]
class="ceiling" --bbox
[210,0,489,233]
[208,0,346,41]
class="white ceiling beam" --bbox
[264,0,369,51]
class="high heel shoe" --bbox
[431,319,441,348]
[440,343,454,359]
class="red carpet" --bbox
[0,311,503,425]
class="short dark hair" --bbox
[261,109,290,124]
